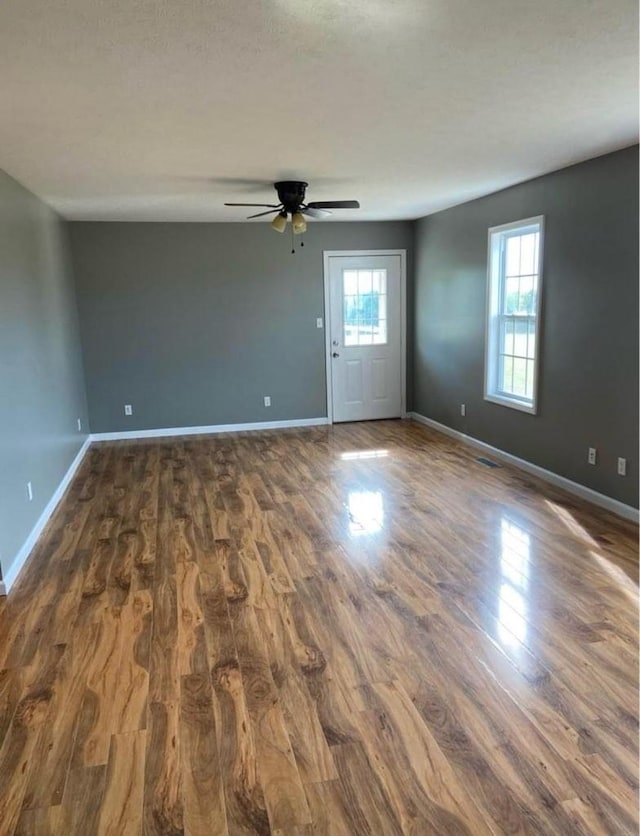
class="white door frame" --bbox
[323,249,407,424]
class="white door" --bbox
[327,253,404,423]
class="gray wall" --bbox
[413,146,639,507]
[69,221,413,433]
[0,171,89,581]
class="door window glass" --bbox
[343,269,388,346]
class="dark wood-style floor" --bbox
[0,420,637,835]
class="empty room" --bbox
[0,1,638,834]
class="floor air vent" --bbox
[476,456,501,468]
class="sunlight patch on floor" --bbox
[340,449,389,461]
[545,499,600,548]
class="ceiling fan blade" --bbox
[306,200,360,209]
[246,208,282,219]
[224,202,281,207]
[302,207,332,219]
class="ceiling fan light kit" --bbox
[225,180,360,253]
[291,212,307,234]
[271,211,287,233]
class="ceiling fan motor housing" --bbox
[274,181,308,213]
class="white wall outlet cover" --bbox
[588,448,597,465]
[77,418,82,431]
[461,404,466,416]
[27,481,33,501]
[124,404,133,415]
[316,317,323,328]
[617,457,627,476]
[264,396,271,407]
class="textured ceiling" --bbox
[0,0,637,221]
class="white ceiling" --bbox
[0,0,637,222]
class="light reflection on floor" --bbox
[545,499,600,548]
[340,449,389,461]
[548,499,638,587]
[347,490,385,536]
[590,550,639,602]
[497,518,531,649]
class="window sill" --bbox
[484,393,537,415]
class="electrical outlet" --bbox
[264,396,271,407]
[77,417,82,432]
[588,447,597,466]
[460,404,466,417]
[124,404,133,416]
[316,317,323,329]
[617,457,627,476]
[27,481,33,502]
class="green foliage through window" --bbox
[344,293,380,326]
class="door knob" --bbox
[332,352,340,358]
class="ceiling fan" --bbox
[224,181,360,248]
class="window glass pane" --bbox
[344,295,358,318]
[528,320,536,359]
[525,360,535,399]
[343,269,388,346]
[511,358,527,397]
[343,295,358,347]
[372,270,386,294]
[517,275,536,315]
[505,236,521,277]
[343,270,358,296]
[358,270,373,294]
[502,320,514,355]
[498,355,511,392]
[519,233,537,275]
[504,276,519,314]
[513,319,528,357]
[501,355,513,393]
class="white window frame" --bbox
[484,216,544,415]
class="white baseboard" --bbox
[409,412,639,523]
[90,416,329,441]
[1,436,92,595]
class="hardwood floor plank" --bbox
[214,659,270,834]
[255,605,337,785]
[0,667,24,749]
[0,710,46,830]
[229,602,311,831]
[149,573,179,704]
[364,679,495,835]
[72,604,124,767]
[14,804,64,835]
[291,779,360,836]
[59,763,107,836]
[97,730,146,835]
[330,741,404,835]
[176,561,208,678]
[143,701,184,836]
[21,624,100,809]
[180,673,227,835]
[112,589,153,734]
